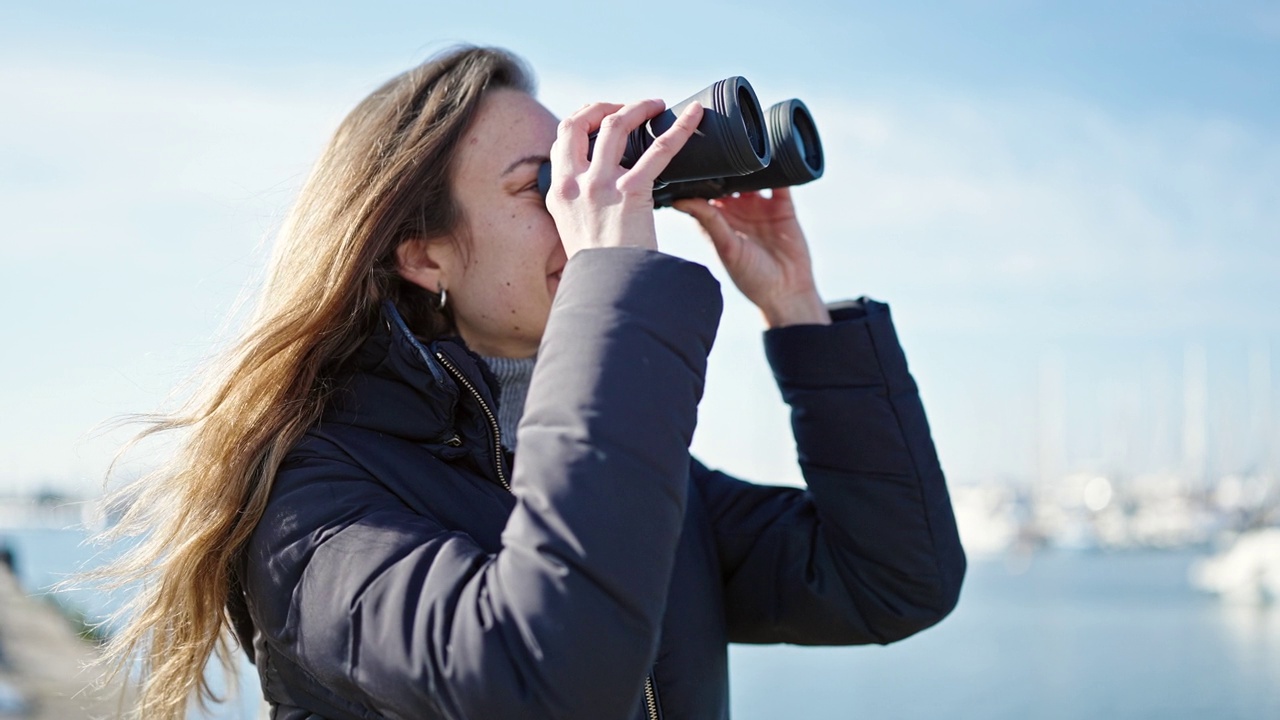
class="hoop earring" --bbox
[436,286,448,311]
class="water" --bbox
[730,551,1280,719]
[4,527,1278,719]
[0,526,261,719]
[0,526,126,626]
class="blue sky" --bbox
[1,1,1277,494]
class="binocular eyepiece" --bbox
[536,76,823,208]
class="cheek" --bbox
[533,216,564,261]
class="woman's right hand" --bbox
[545,99,704,258]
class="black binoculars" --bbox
[537,76,824,208]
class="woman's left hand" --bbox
[673,187,830,328]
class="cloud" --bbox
[3,54,1277,491]
[788,90,1280,336]
[1247,4,1280,39]
[0,59,374,261]
[0,58,377,490]
[662,86,1280,482]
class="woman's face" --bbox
[406,89,565,358]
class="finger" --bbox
[672,196,741,262]
[671,197,713,219]
[552,101,625,176]
[590,98,666,170]
[711,190,761,210]
[626,102,704,185]
[674,198,736,234]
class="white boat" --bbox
[1189,527,1280,604]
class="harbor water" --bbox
[2,527,1278,719]
[731,549,1280,719]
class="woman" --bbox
[103,46,965,719]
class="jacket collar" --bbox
[322,301,504,476]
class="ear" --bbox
[395,237,457,293]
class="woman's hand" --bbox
[674,188,831,328]
[546,99,704,258]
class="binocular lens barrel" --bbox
[633,76,770,184]
[536,78,823,207]
[652,99,824,207]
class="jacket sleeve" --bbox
[247,248,722,720]
[694,298,966,646]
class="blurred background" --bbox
[0,1,1277,718]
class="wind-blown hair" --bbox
[95,46,533,719]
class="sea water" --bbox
[730,550,1280,719]
[0,526,262,720]
[3,527,1278,719]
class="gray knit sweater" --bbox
[481,354,536,452]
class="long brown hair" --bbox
[96,46,533,719]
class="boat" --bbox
[1189,527,1280,604]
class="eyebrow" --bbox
[501,154,549,177]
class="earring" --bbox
[436,286,448,311]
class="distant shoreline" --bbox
[0,565,135,718]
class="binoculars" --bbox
[536,76,824,207]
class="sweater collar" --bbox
[479,354,536,451]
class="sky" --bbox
[1,1,1278,495]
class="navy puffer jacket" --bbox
[234,247,965,720]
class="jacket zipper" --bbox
[434,350,661,720]
[434,351,510,492]
[644,673,661,720]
